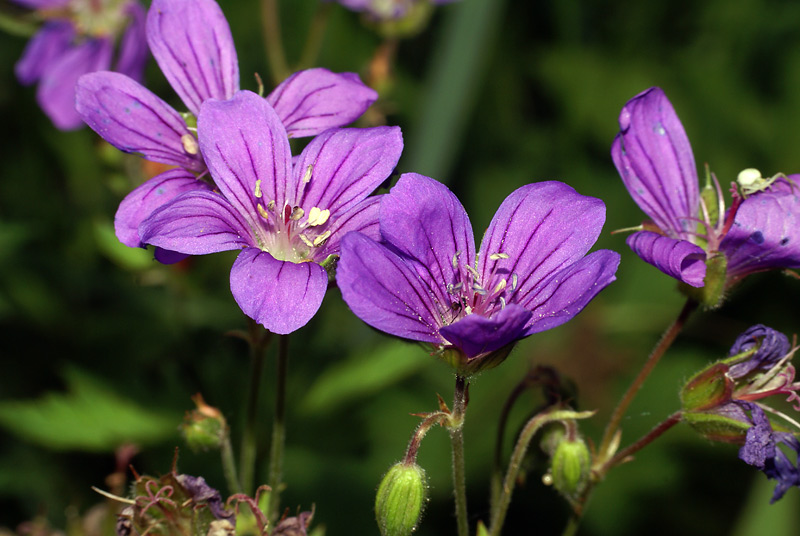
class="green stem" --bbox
[260,0,290,85]
[597,298,697,458]
[449,375,469,536]
[220,434,242,495]
[267,334,290,523]
[298,3,332,70]
[488,409,593,536]
[240,321,271,496]
[603,411,682,471]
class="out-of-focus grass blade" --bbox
[731,474,798,536]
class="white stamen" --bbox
[254,179,262,198]
[290,206,304,220]
[303,165,313,183]
[493,278,507,294]
[257,203,270,219]
[307,207,330,227]
[299,234,314,248]
[267,200,276,212]
[489,252,509,260]
[511,273,518,291]
[313,230,332,247]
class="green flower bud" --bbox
[548,436,591,501]
[180,394,227,451]
[375,462,428,536]
[680,362,732,412]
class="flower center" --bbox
[251,175,331,264]
[445,251,518,323]
[41,0,131,38]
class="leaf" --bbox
[476,521,490,536]
[0,367,177,451]
[93,219,154,271]
[299,341,432,415]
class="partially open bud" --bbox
[547,435,591,502]
[180,394,227,451]
[375,462,428,536]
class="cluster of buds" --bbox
[681,325,800,501]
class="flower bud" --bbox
[548,435,591,501]
[180,394,227,451]
[375,462,428,536]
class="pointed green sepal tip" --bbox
[549,436,591,501]
[375,462,428,536]
[179,394,227,452]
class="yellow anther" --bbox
[290,206,304,220]
[303,165,313,183]
[307,207,331,227]
[254,179,262,198]
[299,234,314,248]
[511,273,518,291]
[181,133,199,155]
[313,230,332,247]
[257,203,270,219]
[267,200,276,212]
[493,278,507,294]
[489,252,509,260]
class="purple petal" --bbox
[154,248,189,265]
[266,68,378,138]
[140,190,253,254]
[337,232,443,344]
[230,248,328,334]
[626,230,706,286]
[479,181,606,305]
[728,324,791,378]
[439,305,532,359]
[114,2,148,83]
[611,87,699,236]
[721,179,800,283]
[292,126,402,216]
[318,196,381,260]
[37,37,112,130]
[15,21,74,85]
[147,0,239,115]
[522,250,620,335]
[380,173,475,307]
[76,72,204,171]
[198,90,292,221]
[115,168,210,247]
[739,403,776,470]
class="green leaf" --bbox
[300,341,432,415]
[0,367,177,451]
[476,521,490,536]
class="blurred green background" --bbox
[1,0,800,534]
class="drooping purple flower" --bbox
[738,402,800,503]
[75,0,378,259]
[13,0,147,130]
[337,173,620,373]
[611,87,800,298]
[139,90,403,334]
[681,324,800,501]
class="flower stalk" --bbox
[261,0,290,85]
[239,320,272,496]
[267,334,290,523]
[449,375,469,536]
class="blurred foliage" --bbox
[1,0,800,535]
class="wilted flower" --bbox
[337,174,620,374]
[75,0,377,262]
[13,0,147,130]
[681,325,800,502]
[611,87,800,306]
[139,90,403,334]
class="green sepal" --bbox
[320,254,339,284]
[549,436,592,501]
[680,362,732,412]
[435,341,516,377]
[682,411,751,443]
[678,252,728,308]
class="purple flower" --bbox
[738,402,800,503]
[13,0,147,130]
[75,0,378,260]
[139,90,403,334]
[337,174,620,374]
[334,0,458,20]
[681,324,800,501]
[611,87,800,298]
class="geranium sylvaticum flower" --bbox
[337,174,620,374]
[138,90,403,334]
[612,87,800,305]
[681,325,800,502]
[75,0,377,262]
[13,0,147,130]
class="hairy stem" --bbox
[267,334,290,522]
[220,434,241,495]
[449,375,469,536]
[239,321,271,496]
